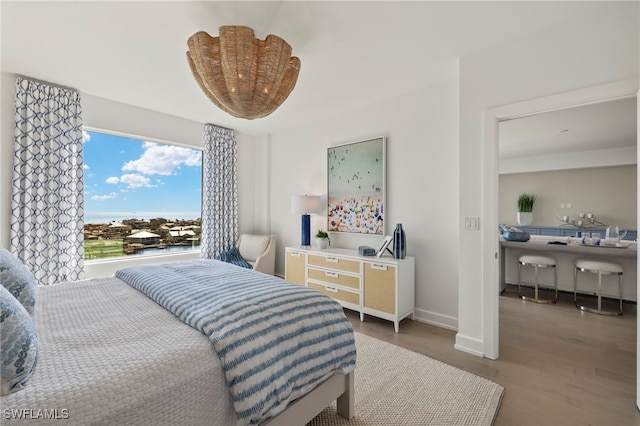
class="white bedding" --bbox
[115,260,357,426]
[1,277,236,425]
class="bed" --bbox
[0,258,356,425]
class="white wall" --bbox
[499,165,637,229]
[0,73,16,248]
[458,4,639,355]
[0,72,265,277]
[269,74,461,330]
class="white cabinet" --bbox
[285,247,415,332]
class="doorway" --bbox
[481,78,639,361]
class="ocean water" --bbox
[84,211,201,224]
[130,245,200,256]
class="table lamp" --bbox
[291,195,321,247]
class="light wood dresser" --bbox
[285,246,415,332]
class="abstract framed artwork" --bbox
[327,136,386,235]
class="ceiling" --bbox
[1,1,622,137]
[499,96,638,160]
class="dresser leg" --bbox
[359,312,364,322]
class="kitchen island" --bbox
[500,236,637,301]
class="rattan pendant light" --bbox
[186,26,301,120]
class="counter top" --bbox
[500,237,637,258]
[504,225,637,241]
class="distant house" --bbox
[104,221,130,239]
[125,231,161,246]
[168,228,196,244]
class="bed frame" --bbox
[262,371,354,425]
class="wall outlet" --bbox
[566,203,572,209]
[560,203,565,209]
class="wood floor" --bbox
[344,286,639,426]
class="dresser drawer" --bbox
[285,250,306,285]
[308,267,360,290]
[309,283,359,305]
[363,262,396,314]
[308,254,360,273]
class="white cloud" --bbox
[122,141,201,175]
[119,173,155,189]
[82,131,91,143]
[92,192,118,201]
[105,176,120,184]
[83,164,90,170]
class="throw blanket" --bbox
[217,246,252,269]
[115,260,356,426]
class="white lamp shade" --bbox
[291,195,321,214]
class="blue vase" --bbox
[393,223,406,259]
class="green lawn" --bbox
[84,239,124,260]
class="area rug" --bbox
[308,332,504,426]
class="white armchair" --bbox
[237,234,276,275]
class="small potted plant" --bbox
[315,230,330,249]
[517,194,535,226]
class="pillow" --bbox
[0,285,39,395]
[237,234,271,262]
[0,247,36,316]
[217,247,253,269]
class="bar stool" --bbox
[574,259,623,316]
[518,254,557,303]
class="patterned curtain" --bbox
[200,124,238,259]
[11,77,85,285]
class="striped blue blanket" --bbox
[115,260,356,426]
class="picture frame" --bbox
[376,235,393,257]
[327,136,386,235]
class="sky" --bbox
[83,130,202,222]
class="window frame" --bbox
[82,126,203,264]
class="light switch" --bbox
[464,216,480,230]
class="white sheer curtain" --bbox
[200,124,238,259]
[11,77,85,285]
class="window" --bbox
[83,130,202,260]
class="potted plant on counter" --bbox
[517,194,535,226]
[315,230,330,249]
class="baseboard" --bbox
[413,308,458,331]
[454,333,484,357]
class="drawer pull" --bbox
[290,252,301,257]
[325,271,339,278]
[325,257,339,263]
[325,286,339,293]
[371,263,388,271]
